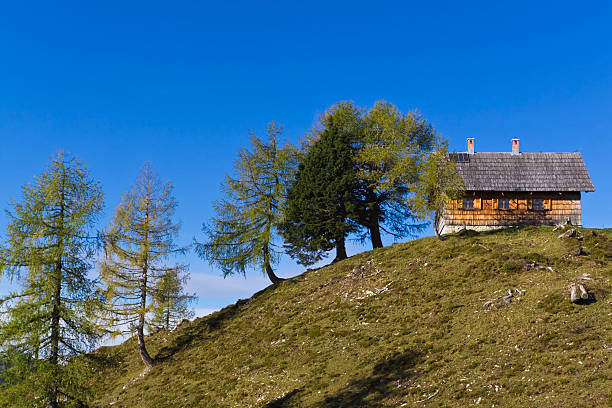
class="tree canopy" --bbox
[280,100,449,263]
[279,103,362,265]
[196,122,298,284]
[149,268,196,331]
[410,140,464,238]
[0,151,104,407]
[355,101,444,242]
[100,163,188,367]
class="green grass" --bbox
[83,226,612,407]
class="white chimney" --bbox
[467,138,474,154]
[512,139,520,155]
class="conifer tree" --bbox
[100,163,187,368]
[196,122,298,284]
[0,152,104,407]
[354,101,438,245]
[148,268,195,331]
[279,104,362,265]
[357,102,463,240]
[411,140,464,239]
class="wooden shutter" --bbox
[475,198,482,210]
[457,199,463,209]
[493,198,499,210]
[527,199,533,210]
[510,199,518,210]
[543,199,551,210]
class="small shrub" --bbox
[501,260,522,273]
[308,328,321,338]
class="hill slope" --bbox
[86,226,612,407]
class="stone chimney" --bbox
[467,138,474,154]
[512,139,520,155]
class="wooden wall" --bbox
[440,192,582,231]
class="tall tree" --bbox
[101,163,187,368]
[195,122,298,284]
[148,268,195,331]
[355,101,439,245]
[279,103,362,265]
[411,140,464,239]
[0,152,104,407]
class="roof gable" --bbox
[450,152,595,192]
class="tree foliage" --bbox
[279,103,362,265]
[100,163,188,367]
[410,140,464,238]
[354,101,441,243]
[196,122,298,284]
[148,268,195,331]
[281,100,442,261]
[0,152,104,407]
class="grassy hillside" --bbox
[85,226,612,407]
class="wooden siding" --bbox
[440,192,582,230]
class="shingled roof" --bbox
[450,152,595,192]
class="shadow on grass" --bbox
[85,348,124,373]
[316,350,422,407]
[263,350,422,408]
[154,299,245,362]
[265,388,303,408]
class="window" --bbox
[532,198,544,211]
[462,198,474,210]
[498,198,510,210]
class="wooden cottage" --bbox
[438,138,595,235]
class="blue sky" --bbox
[0,1,610,317]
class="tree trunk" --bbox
[265,262,284,285]
[138,267,154,367]
[369,219,383,249]
[165,303,170,330]
[433,210,445,241]
[334,235,348,262]
[138,195,154,367]
[49,170,66,408]
[137,324,154,367]
[365,195,383,249]
[49,261,62,408]
[262,246,284,284]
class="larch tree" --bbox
[411,140,464,239]
[279,104,362,265]
[355,101,441,244]
[195,122,298,285]
[148,268,195,331]
[0,152,104,407]
[100,163,188,368]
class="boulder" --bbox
[558,228,576,239]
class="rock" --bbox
[571,247,585,256]
[502,289,514,305]
[523,262,538,271]
[554,219,573,231]
[558,228,576,239]
[570,283,589,303]
[579,284,589,300]
[171,319,190,332]
[570,284,580,303]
